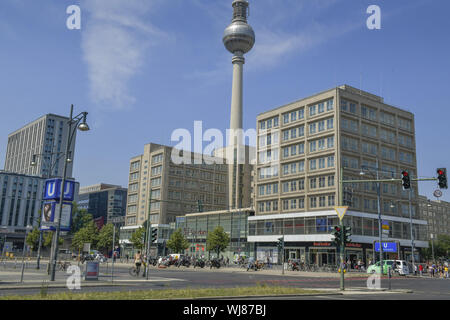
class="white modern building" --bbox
[4,113,76,179]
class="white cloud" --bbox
[81,0,171,110]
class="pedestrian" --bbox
[266,256,271,269]
[419,264,423,277]
[444,265,449,279]
[134,251,143,276]
[126,254,129,263]
[226,256,229,267]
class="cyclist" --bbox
[134,251,143,276]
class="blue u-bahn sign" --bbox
[43,179,75,201]
[374,242,397,253]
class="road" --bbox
[0,260,449,299]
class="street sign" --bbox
[433,189,442,198]
[334,206,348,221]
[43,179,76,201]
[374,242,397,252]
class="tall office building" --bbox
[4,114,76,179]
[125,143,229,226]
[251,85,428,264]
[78,183,127,228]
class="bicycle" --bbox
[129,263,146,277]
[57,261,71,271]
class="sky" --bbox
[0,0,449,201]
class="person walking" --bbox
[134,251,143,276]
[418,264,423,277]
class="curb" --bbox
[0,282,131,290]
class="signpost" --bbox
[334,206,348,291]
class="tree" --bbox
[70,202,93,235]
[26,227,41,251]
[71,221,98,252]
[421,234,450,261]
[206,226,230,258]
[97,223,118,255]
[166,228,190,254]
[129,227,145,250]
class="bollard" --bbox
[388,266,392,290]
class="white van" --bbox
[393,260,410,275]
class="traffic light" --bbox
[332,226,342,247]
[401,170,410,189]
[343,226,352,244]
[437,168,448,189]
[197,200,204,212]
[151,228,157,243]
[277,237,284,251]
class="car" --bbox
[393,260,410,275]
[367,260,396,275]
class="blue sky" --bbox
[0,0,449,201]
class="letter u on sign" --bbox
[47,182,56,197]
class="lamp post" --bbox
[20,225,33,282]
[359,158,384,276]
[49,104,89,282]
[408,186,416,275]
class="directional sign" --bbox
[334,206,348,221]
[374,242,397,253]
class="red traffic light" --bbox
[402,171,409,177]
[334,226,341,232]
[438,170,444,175]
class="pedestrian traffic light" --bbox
[197,200,204,212]
[277,237,284,251]
[332,226,342,247]
[151,228,157,243]
[437,168,448,189]
[343,226,352,244]
[401,170,410,189]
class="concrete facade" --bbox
[4,114,76,179]
[252,85,428,265]
[418,195,450,239]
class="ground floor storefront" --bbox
[254,241,426,268]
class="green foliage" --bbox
[129,227,145,250]
[422,234,450,260]
[26,227,41,251]
[71,221,98,251]
[70,202,93,235]
[206,226,230,257]
[166,228,190,253]
[42,232,63,247]
[96,223,118,254]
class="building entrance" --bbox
[308,248,337,266]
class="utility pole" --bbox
[339,167,345,290]
[409,187,415,275]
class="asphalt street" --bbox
[0,260,449,299]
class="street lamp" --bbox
[49,104,90,282]
[359,158,384,276]
[20,225,33,283]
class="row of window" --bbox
[341,100,413,132]
[257,194,336,212]
[259,116,279,130]
[282,99,334,126]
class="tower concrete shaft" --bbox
[223,0,254,209]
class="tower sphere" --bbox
[223,22,255,54]
[223,0,255,54]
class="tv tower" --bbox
[223,0,255,209]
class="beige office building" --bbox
[125,143,231,226]
[251,85,428,265]
[418,195,450,239]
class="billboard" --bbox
[40,201,73,231]
[43,179,76,201]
